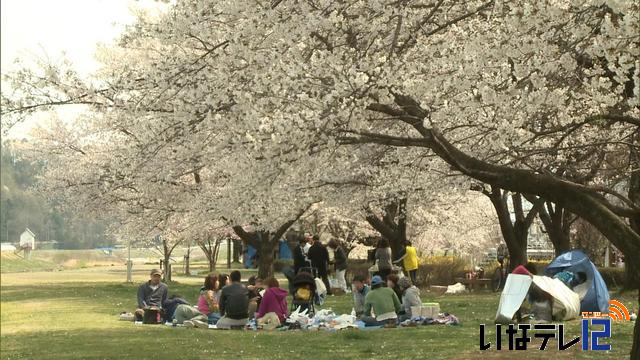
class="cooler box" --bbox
[411,302,440,318]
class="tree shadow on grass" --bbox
[1,325,474,359]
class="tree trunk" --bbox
[232,239,242,263]
[231,202,316,279]
[197,235,221,273]
[364,86,640,359]
[483,187,540,271]
[163,249,172,283]
[185,243,191,276]
[627,133,640,291]
[365,196,408,259]
[633,289,640,360]
[629,129,640,360]
[256,232,278,279]
[538,201,573,256]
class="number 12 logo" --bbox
[582,318,611,351]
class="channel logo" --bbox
[482,299,631,351]
[608,300,630,321]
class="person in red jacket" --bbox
[256,277,289,324]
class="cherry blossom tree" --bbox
[3,1,639,355]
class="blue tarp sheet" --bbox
[244,240,293,268]
[544,250,610,313]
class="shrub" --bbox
[417,256,469,287]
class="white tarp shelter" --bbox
[495,274,580,323]
[0,243,17,251]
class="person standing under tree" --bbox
[328,239,349,292]
[293,236,309,274]
[307,235,332,295]
[374,238,393,281]
[394,241,419,284]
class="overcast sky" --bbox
[1,0,169,138]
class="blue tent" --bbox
[243,240,293,269]
[278,240,293,260]
[544,250,609,313]
[244,245,258,268]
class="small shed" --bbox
[19,228,36,250]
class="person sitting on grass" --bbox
[163,294,191,323]
[397,277,422,321]
[351,274,370,317]
[386,274,403,304]
[177,274,221,328]
[196,273,221,325]
[217,270,250,329]
[362,275,401,327]
[553,270,587,290]
[256,277,288,326]
[247,276,264,318]
[217,274,228,299]
[135,269,168,322]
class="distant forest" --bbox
[1,141,114,249]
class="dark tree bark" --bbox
[479,186,540,270]
[358,96,640,359]
[627,133,640,291]
[185,244,191,276]
[232,239,242,263]
[197,234,223,272]
[232,203,315,278]
[365,196,408,259]
[161,236,181,282]
[537,201,574,256]
[232,227,276,279]
[629,131,640,360]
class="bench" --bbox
[454,277,492,291]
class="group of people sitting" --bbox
[135,265,424,329]
[136,269,289,329]
[351,273,423,327]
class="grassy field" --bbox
[0,265,637,360]
[0,248,237,274]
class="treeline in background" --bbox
[1,141,114,249]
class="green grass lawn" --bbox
[0,266,637,359]
[0,256,58,273]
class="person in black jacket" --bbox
[328,239,348,292]
[307,235,332,295]
[217,270,249,329]
[292,237,309,274]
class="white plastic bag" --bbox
[315,277,327,297]
[445,282,467,294]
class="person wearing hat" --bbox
[397,277,422,321]
[361,275,401,327]
[135,269,169,321]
